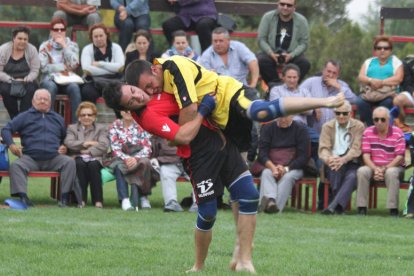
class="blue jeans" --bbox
[40,80,81,123]
[355,96,393,126]
[114,12,151,51]
[115,166,128,201]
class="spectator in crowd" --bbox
[300,60,357,134]
[81,23,124,104]
[53,0,101,27]
[124,29,158,70]
[162,0,217,53]
[319,101,364,215]
[0,26,39,119]
[270,64,314,134]
[258,115,309,213]
[108,110,154,210]
[110,0,150,51]
[300,59,357,209]
[199,27,259,89]
[356,107,405,217]
[161,30,198,61]
[65,101,109,208]
[1,89,78,207]
[152,136,188,212]
[356,36,403,126]
[257,0,310,85]
[39,18,81,123]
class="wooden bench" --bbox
[0,170,61,200]
[369,180,410,209]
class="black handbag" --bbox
[10,80,27,97]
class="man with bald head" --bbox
[356,106,405,217]
[1,89,78,207]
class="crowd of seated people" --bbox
[1,0,414,219]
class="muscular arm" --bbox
[174,113,204,144]
[178,103,198,125]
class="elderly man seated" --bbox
[356,106,405,217]
[319,101,364,215]
[1,89,78,207]
[258,115,309,213]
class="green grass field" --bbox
[1,177,414,275]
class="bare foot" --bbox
[229,243,240,271]
[235,261,256,274]
[326,92,345,108]
[186,265,202,273]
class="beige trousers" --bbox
[356,165,404,209]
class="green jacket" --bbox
[257,10,309,58]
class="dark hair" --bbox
[133,29,152,43]
[12,26,31,38]
[282,63,301,77]
[373,35,393,50]
[124,59,153,86]
[324,59,342,71]
[50,17,67,29]
[102,81,124,111]
[89,23,111,42]
[171,30,188,42]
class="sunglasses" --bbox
[279,2,294,8]
[51,28,66,32]
[373,117,386,123]
[335,111,349,116]
[375,46,391,51]
[80,113,95,118]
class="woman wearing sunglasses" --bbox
[39,18,82,123]
[356,36,403,126]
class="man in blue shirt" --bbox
[1,89,78,207]
[199,27,259,89]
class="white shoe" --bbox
[189,202,198,212]
[141,196,151,209]
[121,198,134,211]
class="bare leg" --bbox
[187,229,212,273]
[393,93,411,123]
[248,92,345,121]
[229,201,256,273]
[230,202,240,271]
[235,214,256,273]
[283,92,345,114]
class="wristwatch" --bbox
[284,166,289,173]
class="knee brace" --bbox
[229,173,259,214]
[196,199,217,231]
[246,98,285,122]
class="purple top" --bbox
[176,0,217,27]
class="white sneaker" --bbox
[141,196,151,209]
[189,202,198,212]
[121,198,134,211]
